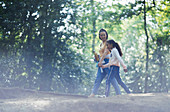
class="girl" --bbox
[89,29,120,97]
[101,39,131,97]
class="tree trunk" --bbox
[39,4,53,91]
[144,0,149,93]
[91,0,96,53]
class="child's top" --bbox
[104,48,127,69]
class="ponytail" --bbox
[115,43,123,56]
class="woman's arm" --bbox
[98,48,109,67]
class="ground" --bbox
[0,87,170,112]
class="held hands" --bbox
[101,65,105,69]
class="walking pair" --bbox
[89,29,131,97]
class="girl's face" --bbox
[99,31,107,42]
[106,43,113,50]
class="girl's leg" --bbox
[110,78,121,95]
[92,67,107,95]
[105,66,121,97]
[105,76,111,97]
[115,68,131,94]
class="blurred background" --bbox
[0,0,169,95]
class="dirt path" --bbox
[0,87,170,112]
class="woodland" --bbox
[0,0,169,96]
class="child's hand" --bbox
[124,69,128,72]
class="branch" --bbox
[156,8,170,13]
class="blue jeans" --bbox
[114,67,131,94]
[105,66,121,97]
[105,65,130,97]
[92,58,109,95]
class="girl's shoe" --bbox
[97,95,106,98]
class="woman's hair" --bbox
[99,28,108,40]
[107,39,123,56]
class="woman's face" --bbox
[99,31,107,42]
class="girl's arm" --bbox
[113,49,127,69]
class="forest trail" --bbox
[0,87,170,112]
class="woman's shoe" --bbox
[88,94,95,98]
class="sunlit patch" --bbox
[59,99,80,103]
[167,94,170,97]
[129,93,155,97]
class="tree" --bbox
[143,0,150,93]
[0,0,93,93]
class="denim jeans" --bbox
[105,65,130,97]
[114,67,131,94]
[105,65,121,97]
[92,58,109,95]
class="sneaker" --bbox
[97,95,106,98]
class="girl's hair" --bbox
[107,39,123,56]
[99,28,108,40]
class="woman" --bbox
[89,29,120,97]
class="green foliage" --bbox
[0,0,94,93]
[74,0,169,94]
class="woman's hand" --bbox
[94,52,99,62]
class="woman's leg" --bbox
[92,67,107,95]
[115,68,131,94]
